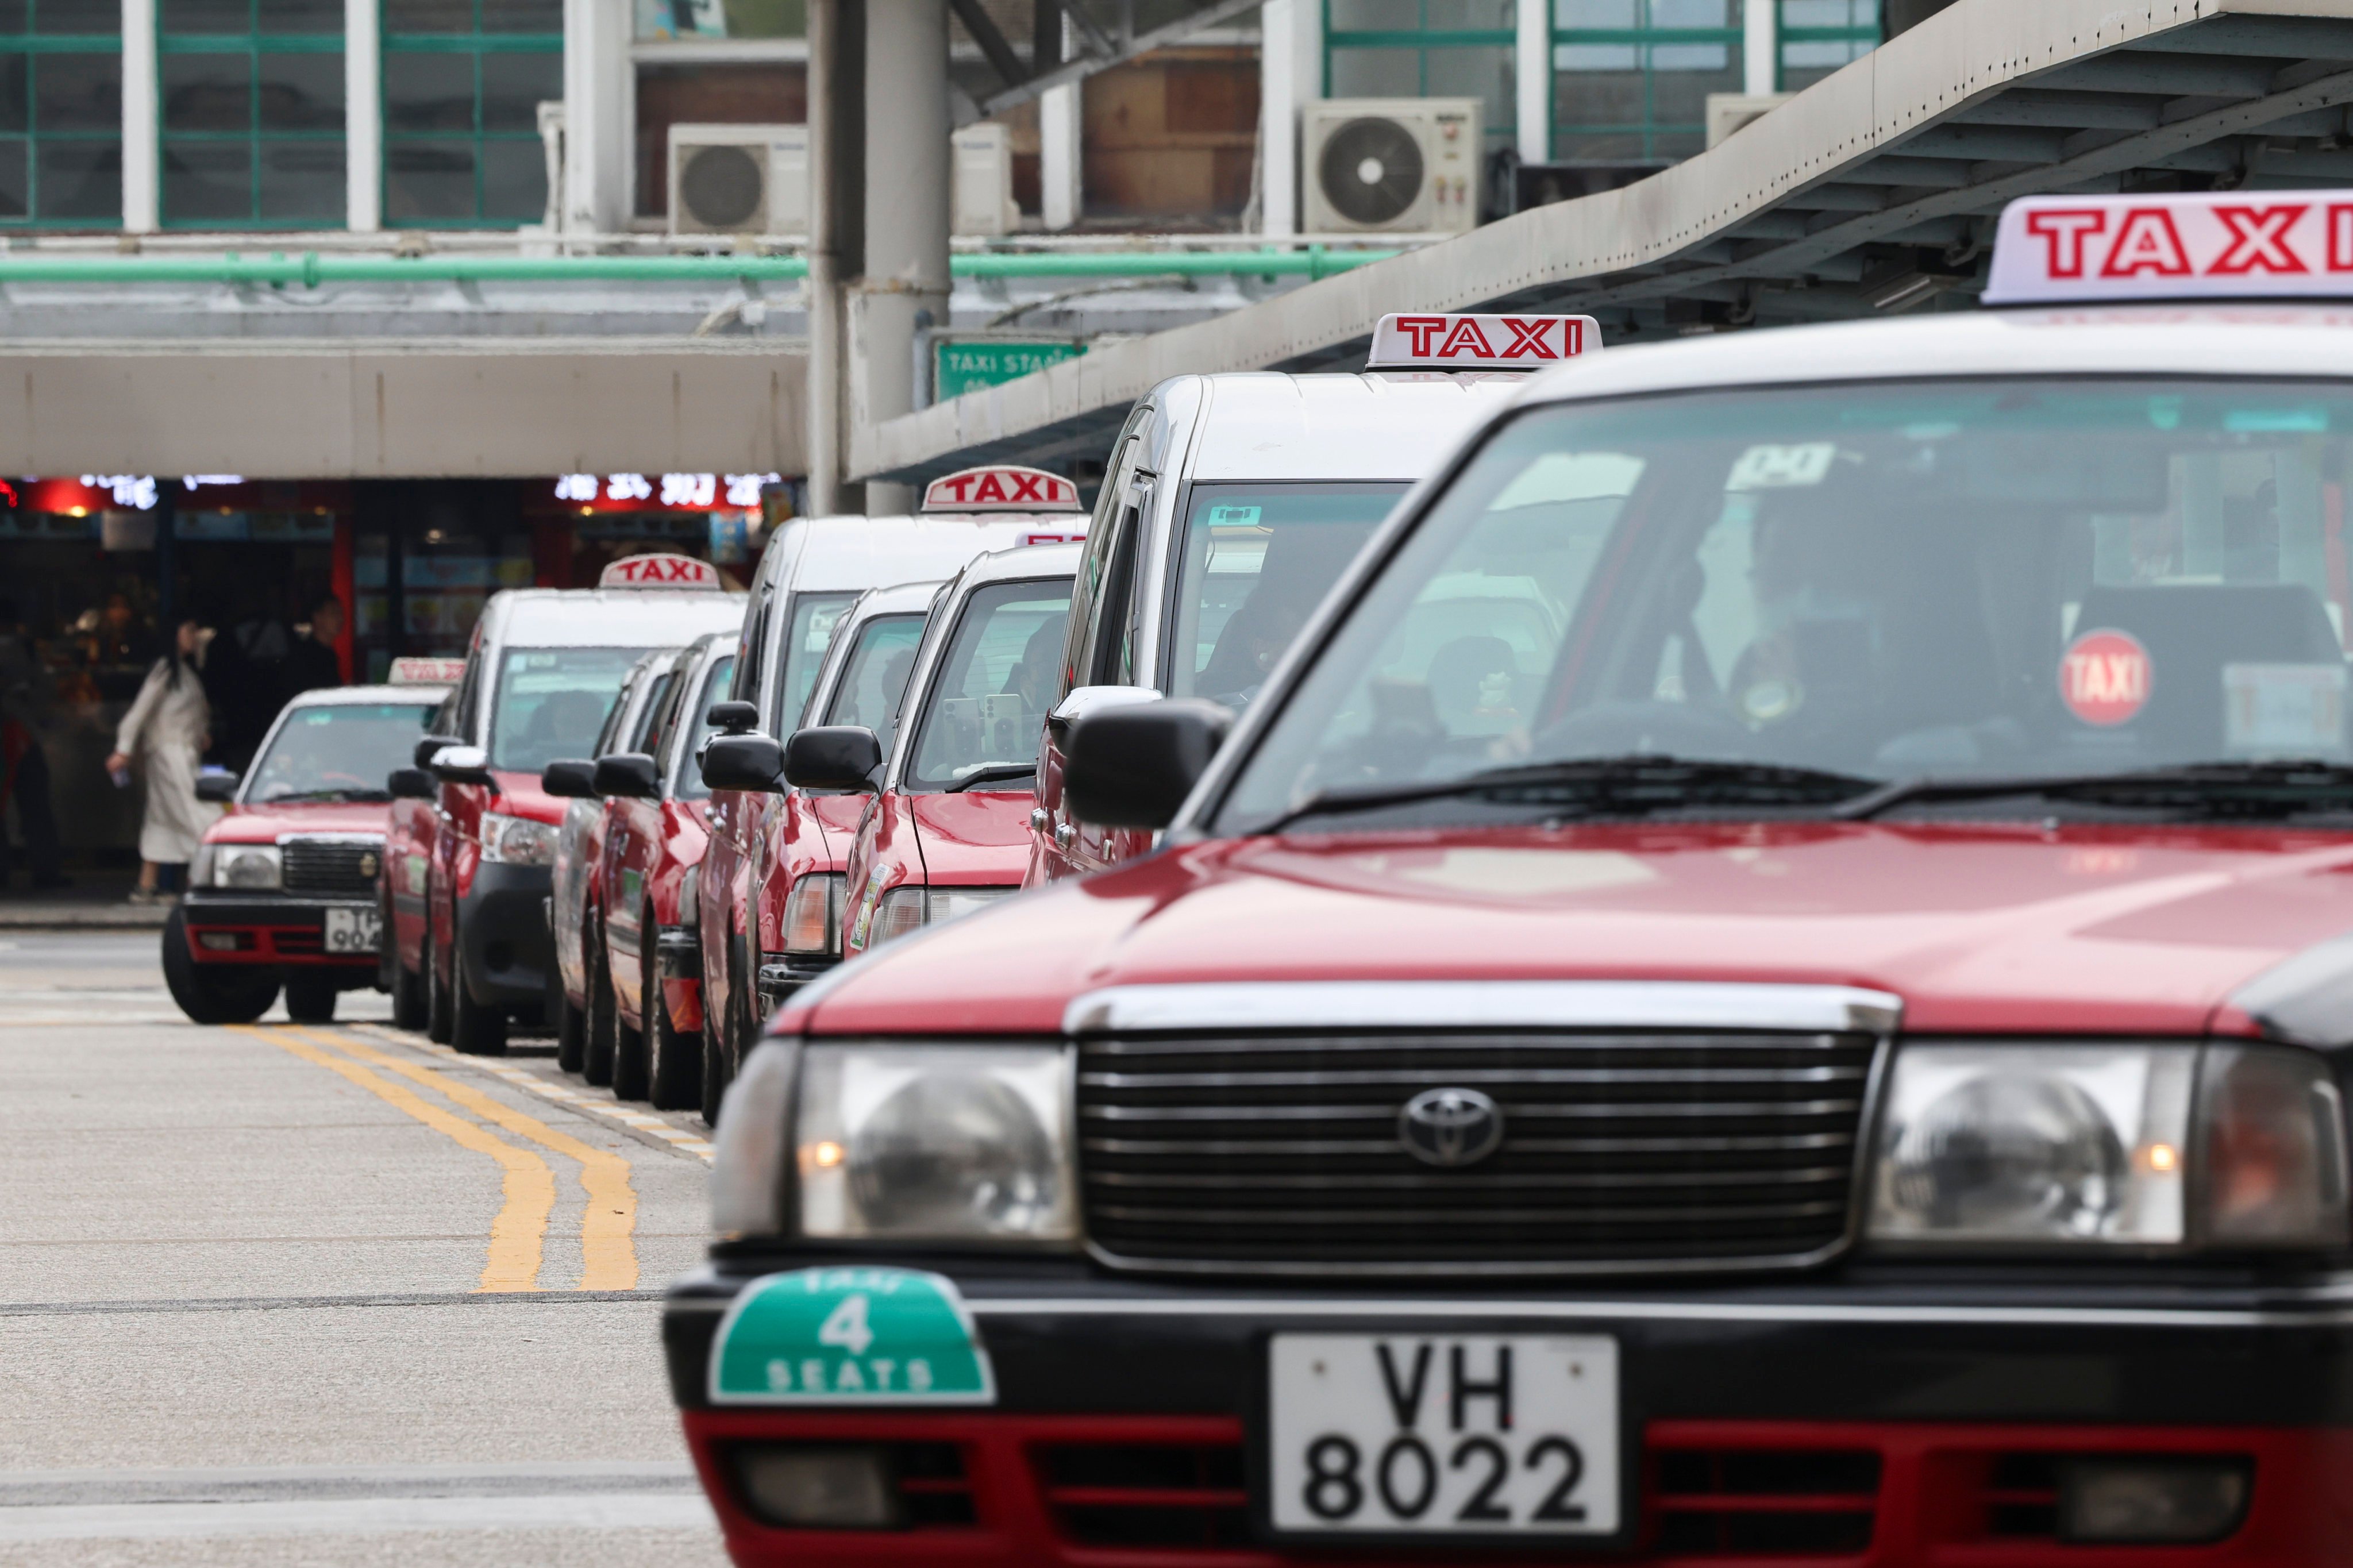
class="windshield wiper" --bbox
[945,764,1035,793]
[262,788,391,804]
[1254,754,1884,837]
[1836,760,2353,821]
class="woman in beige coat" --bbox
[106,619,219,904]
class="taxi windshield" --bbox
[1220,379,2353,831]
[780,592,857,729]
[672,653,735,801]
[245,702,438,802]
[823,611,927,753]
[904,580,1071,791]
[489,648,650,772]
[1168,481,1408,708]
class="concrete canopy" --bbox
[861,0,2353,484]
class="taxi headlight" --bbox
[1869,1045,2194,1244]
[213,845,282,890]
[711,1041,796,1238]
[796,1042,1076,1243]
[480,811,557,866]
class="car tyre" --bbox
[553,983,587,1074]
[423,910,454,1044]
[391,936,428,1031]
[161,905,279,1026]
[284,972,337,1024]
[700,1008,727,1125]
[449,936,507,1056]
[645,918,700,1112]
[584,911,617,1086]
[611,930,650,1102]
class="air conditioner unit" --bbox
[952,122,1019,237]
[1301,98,1482,237]
[668,123,809,237]
[1705,93,1792,149]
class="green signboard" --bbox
[709,1266,996,1405]
[933,338,1088,402]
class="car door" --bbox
[603,661,682,1031]
[698,583,773,1048]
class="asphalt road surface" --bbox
[0,931,729,1566]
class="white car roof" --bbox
[479,588,747,648]
[1508,304,2353,413]
[283,683,446,707]
[767,515,1085,593]
[954,539,1085,589]
[1184,373,1528,481]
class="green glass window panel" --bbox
[480,49,559,132]
[383,0,471,30]
[162,140,249,219]
[1426,42,1511,129]
[162,0,249,32]
[38,52,118,132]
[259,136,341,216]
[163,53,249,131]
[384,138,476,219]
[481,0,561,31]
[35,0,117,34]
[480,135,542,217]
[37,136,116,218]
[1328,45,1418,98]
[0,2,24,33]
[1330,0,1418,26]
[1554,0,1634,26]
[0,53,24,133]
[259,51,341,129]
[0,137,24,214]
[386,52,473,131]
[258,0,341,31]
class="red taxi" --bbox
[387,558,742,1054]
[696,468,1088,1115]
[666,218,2353,1566]
[788,542,1081,957]
[168,683,448,1024]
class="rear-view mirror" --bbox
[701,733,786,793]
[592,753,661,800]
[1064,700,1233,830]
[783,726,884,792]
[430,745,492,784]
[707,700,759,735]
[541,759,596,798]
[194,772,239,804]
[388,767,436,800]
[414,734,461,768]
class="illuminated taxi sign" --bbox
[388,657,464,686]
[600,552,721,588]
[1985,190,2353,304]
[922,465,1083,514]
[1366,313,1599,370]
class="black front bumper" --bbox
[663,1254,2353,1427]
[182,890,379,969]
[755,953,835,1015]
[456,861,554,1007]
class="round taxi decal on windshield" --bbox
[2061,629,2151,726]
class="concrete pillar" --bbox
[1259,0,1319,239]
[1742,0,1776,97]
[1041,15,1081,232]
[849,0,949,514]
[563,0,631,234]
[1515,0,1549,163]
[806,0,864,515]
[346,0,379,230]
[121,0,156,232]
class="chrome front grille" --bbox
[1076,1028,1882,1275]
[281,837,383,897]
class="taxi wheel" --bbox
[423,913,453,1045]
[584,912,617,1087]
[645,923,700,1112]
[553,984,587,1075]
[449,941,507,1057]
[699,1014,726,1126]
[611,950,650,1103]
[391,945,427,1031]
[161,906,279,1026]
[284,973,337,1024]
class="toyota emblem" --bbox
[1397,1087,1504,1168]
[359,852,380,879]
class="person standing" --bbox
[106,619,218,906]
[286,596,346,696]
[0,598,67,891]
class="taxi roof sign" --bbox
[388,656,464,687]
[1366,313,1600,371]
[922,464,1083,514]
[600,552,722,589]
[1985,190,2353,305]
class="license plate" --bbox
[1265,1333,1619,1539]
[324,907,381,954]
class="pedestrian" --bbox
[286,596,346,696]
[106,618,218,905]
[0,598,67,891]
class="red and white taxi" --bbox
[167,681,448,1024]
[670,198,2353,1565]
[1026,315,1584,885]
[697,468,1087,1116]
[385,556,742,1054]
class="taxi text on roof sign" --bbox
[1366,313,1601,370]
[1985,190,2353,304]
[922,464,1083,514]
[388,656,464,686]
[600,552,722,589]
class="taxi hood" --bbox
[908,789,1033,883]
[785,823,2353,1047]
[204,800,393,845]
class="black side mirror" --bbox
[592,752,662,799]
[541,758,596,798]
[701,733,786,793]
[388,767,436,800]
[1064,700,1233,830]
[783,726,884,792]
[707,700,759,735]
[414,734,461,768]
[194,772,239,803]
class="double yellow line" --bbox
[238,1024,638,1293]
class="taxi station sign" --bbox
[1366,313,1601,371]
[599,552,722,589]
[708,1266,996,1405]
[1986,189,2353,303]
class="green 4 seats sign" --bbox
[709,1268,996,1405]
